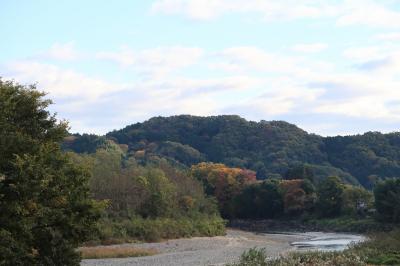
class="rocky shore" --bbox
[81,229,306,266]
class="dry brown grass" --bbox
[79,246,158,259]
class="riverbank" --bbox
[229,218,394,233]
[81,229,364,266]
[81,229,305,266]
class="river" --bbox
[289,231,365,251]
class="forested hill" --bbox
[63,115,400,188]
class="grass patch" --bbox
[228,248,366,266]
[79,246,157,259]
[352,228,400,265]
[91,215,226,244]
[270,251,365,266]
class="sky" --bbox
[1,0,400,136]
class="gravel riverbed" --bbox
[81,229,308,266]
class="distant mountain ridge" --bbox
[63,115,400,188]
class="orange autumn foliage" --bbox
[190,163,256,217]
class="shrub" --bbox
[267,251,365,266]
[317,176,344,218]
[352,228,400,265]
[227,248,267,266]
[374,179,400,223]
[93,216,226,244]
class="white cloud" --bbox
[151,0,400,28]
[314,97,400,120]
[209,44,400,122]
[4,60,122,100]
[96,47,135,66]
[97,46,203,76]
[133,75,264,108]
[4,42,400,134]
[151,0,228,20]
[342,45,400,74]
[343,46,385,61]
[39,42,81,61]
[254,86,323,115]
[105,75,264,128]
[374,32,400,41]
[222,83,324,119]
[292,43,328,53]
[216,46,301,74]
[304,65,400,121]
[336,0,400,28]
[151,0,335,21]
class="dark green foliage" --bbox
[0,80,102,265]
[66,117,392,224]
[155,141,206,165]
[284,164,315,182]
[105,115,330,180]
[64,115,400,188]
[190,162,256,218]
[0,80,66,173]
[234,180,284,219]
[137,168,177,218]
[62,134,107,153]
[82,147,219,219]
[317,176,344,218]
[309,164,359,185]
[374,179,400,223]
[69,141,225,242]
[200,165,375,221]
[325,132,400,188]
[342,185,373,217]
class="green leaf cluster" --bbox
[0,80,102,265]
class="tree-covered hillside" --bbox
[63,115,400,188]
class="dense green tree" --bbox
[155,141,206,165]
[97,115,400,187]
[325,133,400,188]
[190,163,256,218]
[62,134,107,153]
[316,176,344,218]
[284,164,315,182]
[70,144,219,220]
[0,80,102,265]
[341,185,373,217]
[59,115,400,188]
[374,179,400,223]
[138,168,176,218]
[234,179,284,219]
[280,179,317,216]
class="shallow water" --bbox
[290,232,365,251]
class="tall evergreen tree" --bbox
[374,178,400,223]
[0,80,102,265]
[316,176,344,217]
